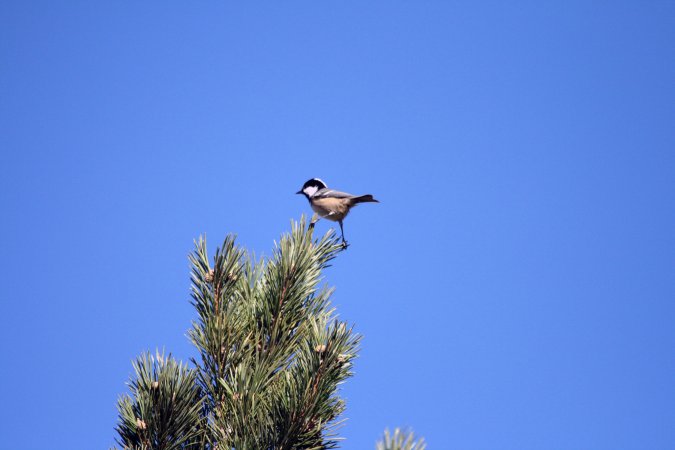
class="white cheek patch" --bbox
[303,186,319,197]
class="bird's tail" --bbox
[351,194,379,204]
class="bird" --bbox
[296,178,379,248]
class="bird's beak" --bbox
[295,190,303,195]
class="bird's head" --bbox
[296,178,327,199]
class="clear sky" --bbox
[1,2,674,449]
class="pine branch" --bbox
[188,216,358,448]
[376,428,427,450]
[115,352,206,450]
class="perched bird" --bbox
[296,178,379,247]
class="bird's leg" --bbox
[309,213,320,230]
[339,220,349,249]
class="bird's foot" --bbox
[309,213,319,230]
[341,240,349,250]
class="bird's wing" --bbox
[313,188,354,199]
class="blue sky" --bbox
[1,2,674,449]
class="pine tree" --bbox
[114,217,424,449]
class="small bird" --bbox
[296,178,379,247]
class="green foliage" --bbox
[114,217,363,449]
[115,352,206,450]
[376,429,427,450]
